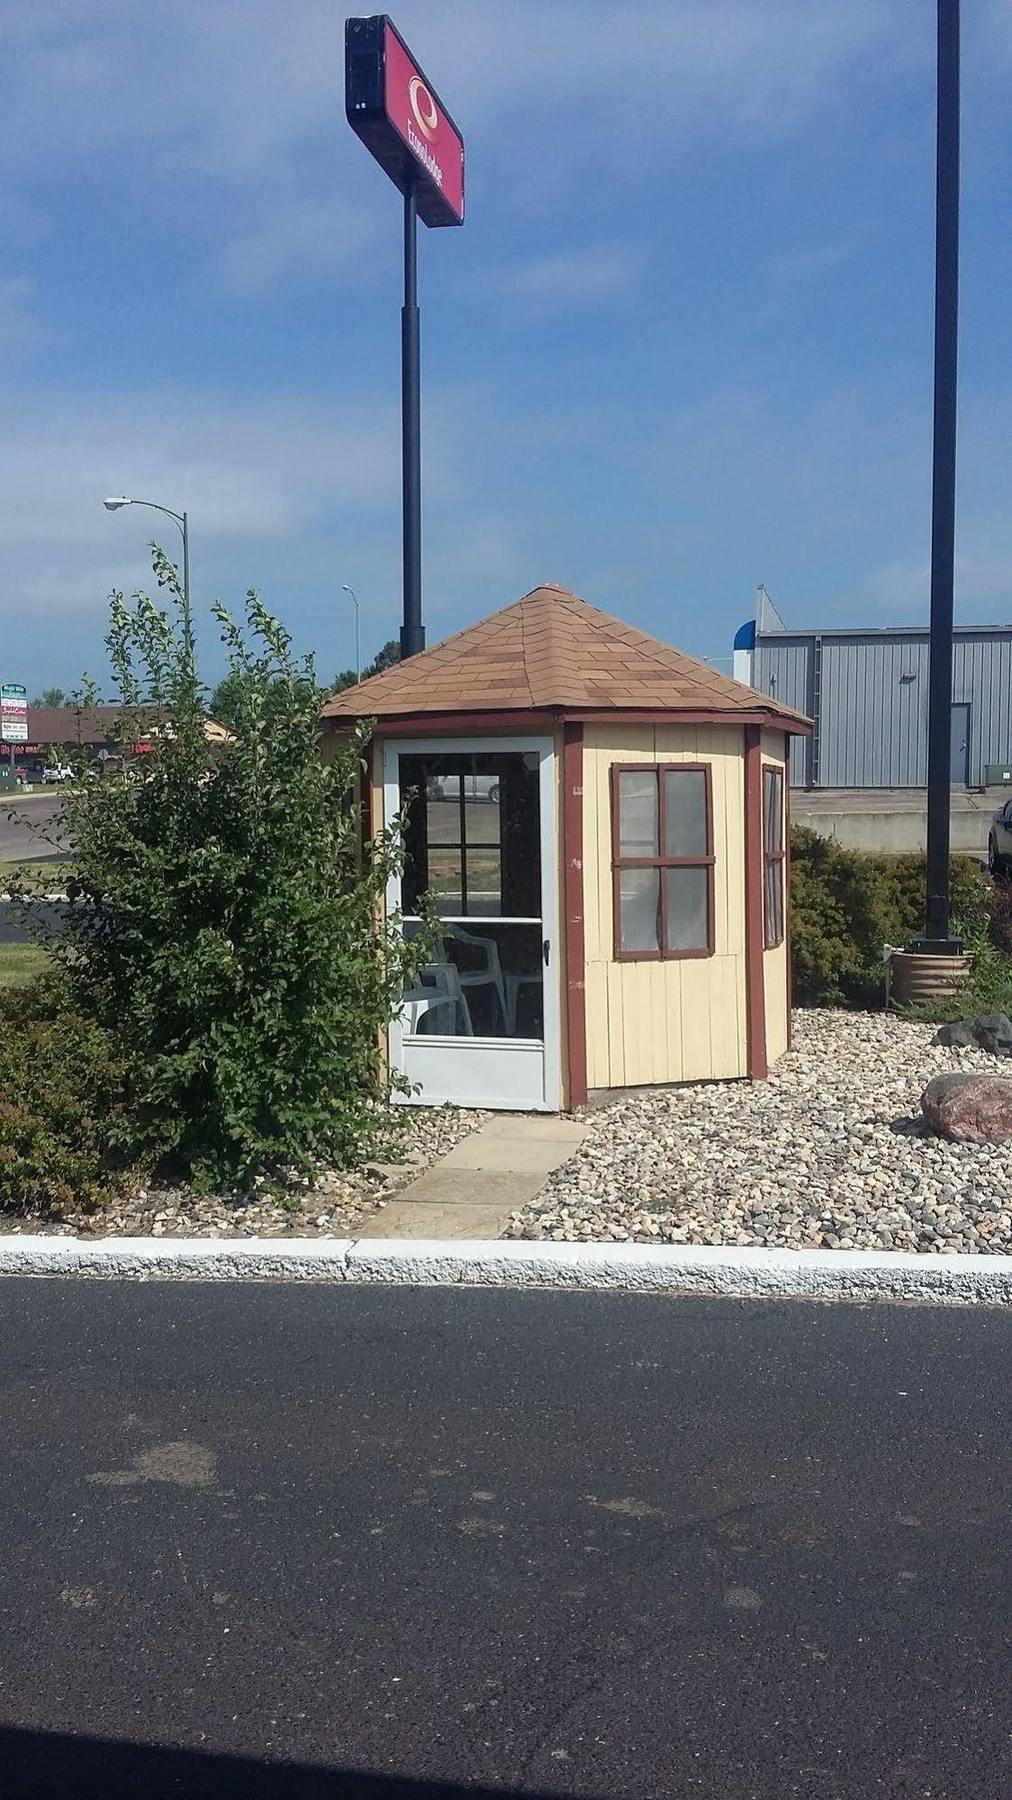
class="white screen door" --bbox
[384,736,560,1111]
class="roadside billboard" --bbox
[346,15,464,227]
[1,683,28,743]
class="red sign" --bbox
[346,16,464,228]
[382,22,464,224]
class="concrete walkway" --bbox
[356,1114,586,1240]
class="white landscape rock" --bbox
[1,1104,489,1242]
[505,1010,1012,1255]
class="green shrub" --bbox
[10,557,436,1196]
[789,826,993,1007]
[0,979,132,1214]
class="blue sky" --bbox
[2,0,1011,694]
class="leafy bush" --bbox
[0,979,131,1214]
[790,826,993,1007]
[10,555,434,1197]
[985,878,1012,958]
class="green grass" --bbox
[0,943,52,988]
[0,859,76,889]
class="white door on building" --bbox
[383,736,561,1111]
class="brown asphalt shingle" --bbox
[26,707,125,745]
[321,584,810,725]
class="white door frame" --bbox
[383,734,561,1111]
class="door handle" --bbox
[543,938,550,967]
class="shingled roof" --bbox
[26,706,125,745]
[322,585,809,726]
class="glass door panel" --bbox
[399,751,544,1042]
[386,737,560,1112]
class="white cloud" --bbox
[0,3,919,224]
[853,559,930,616]
[497,246,642,314]
[855,546,1012,625]
[216,196,379,297]
[0,382,404,618]
[636,370,1012,628]
[0,0,938,343]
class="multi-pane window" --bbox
[763,766,785,949]
[611,764,714,959]
[399,753,540,921]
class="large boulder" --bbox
[921,1071,1012,1142]
[933,1012,1012,1055]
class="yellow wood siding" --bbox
[583,723,747,1088]
[761,730,789,1066]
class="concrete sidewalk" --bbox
[355,1113,586,1239]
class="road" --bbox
[0,795,71,942]
[0,1284,1008,1800]
[0,792,67,863]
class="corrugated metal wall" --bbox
[955,633,1012,787]
[755,629,1012,788]
[753,637,813,784]
[819,637,930,785]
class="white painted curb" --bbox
[0,1237,354,1282]
[344,1240,1012,1304]
[0,1235,1009,1303]
[0,891,69,902]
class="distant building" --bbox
[734,588,1012,790]
[8,706,230,780]
[8,707,123,778]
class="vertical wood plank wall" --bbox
[582,723,748,1087]
[761,729,790,1065]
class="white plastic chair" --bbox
[504,969,543,1036]
[398,958,473,1036]
[442,924,508,1034]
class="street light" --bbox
[342,584,361,684]
[920,0,961,953]
[103,496,193,659]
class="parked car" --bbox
[426,773,500,804]
[988,797,1012,876]
[41,764,74,784]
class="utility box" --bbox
[985,762,1012,786]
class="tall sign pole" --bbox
[921,0,960,950]
[402,183,422,656]
[346,15,465,661]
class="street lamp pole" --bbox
[182,511,190,659]
[103,497,193,661]
[342,584,362,684]
[919,0,961,952]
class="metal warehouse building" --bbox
[733,589,1012,790]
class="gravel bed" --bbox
[504,1010,1012,1254]
[4,1105,488,1239]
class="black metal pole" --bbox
[922,0,960,948]
[400,183,424,659]
[181,511,194,666]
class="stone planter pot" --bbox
[889,950,972,1010]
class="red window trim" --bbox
[762,764,785,950]
[610,762,715,962]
